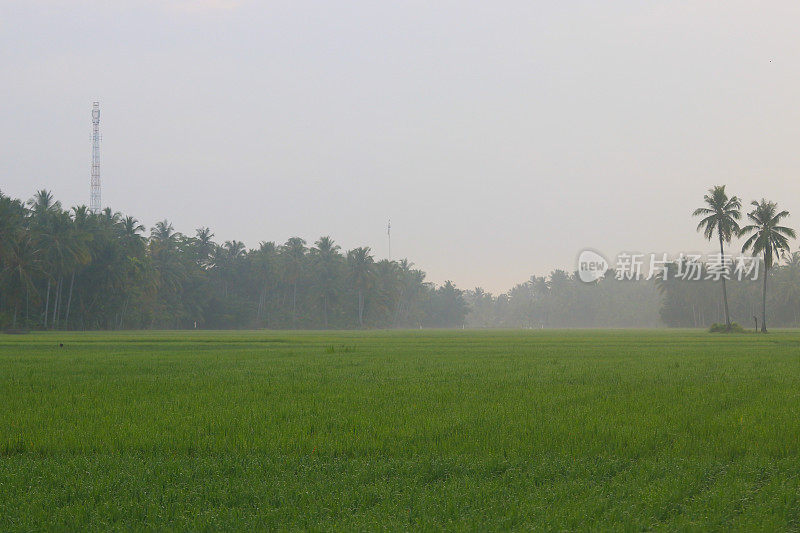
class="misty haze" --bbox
[4,1,800,530]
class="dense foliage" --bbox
[464,272,662,328]
[0,190,469,330]
[4,187,799,330]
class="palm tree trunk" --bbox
[323,294,328,329]
[65,272,75,330]
[393,292,404,328]
[43,279,51,329]
[292,281,297,326]
[52,276,61,329]
[358,289,364,328]
[762,265,768,333]
[718,235,732,328]
[51,278,58,329]
[262,284,269,327]
[118,297,129,329]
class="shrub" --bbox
[709,322,745,333]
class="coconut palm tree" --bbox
[281,237,307,325]
[43,210,90,328]
[4,232,43,327]
[149,220,186,316]
[120,216,145,239]
[71,205,91,228]
[0,192,26,272]
[211,240,246,298]
[347,247,374,328]
[100,207,121,226]
[740,199,796,333]
[62,205,96,329]
[194,227,215,267]
[312,236,341,328]
[0,192,36,326]
[28,189,60,219]
[224,240,246,259]
[28,190,62,326]
[253,241,277,325]
[693,185,741,330]
[773,252,800,325]
[118,216,146,256]
[151,220,178,246]
[371,259,401,325]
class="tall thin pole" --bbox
[90,102,101,214]
[387,218,391,261]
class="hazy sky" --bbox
[3,1,800,292]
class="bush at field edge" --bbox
[709,322,746,333]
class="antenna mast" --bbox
[387,218,391,261]
[90,102,101,214]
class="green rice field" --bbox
[2,329,800,530]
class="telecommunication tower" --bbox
[90,102,101,214]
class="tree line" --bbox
[464,272,662,328]
[462,186,797,331]
[2,186,796,331]
[462,259,800,330]
[0,190,469,330]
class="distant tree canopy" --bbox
[463,261,800,330]
[3,188,799,331]
[463,271,663,328]
[467,186,798,331]
[653,254,800,329]
[0,190,469,330]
